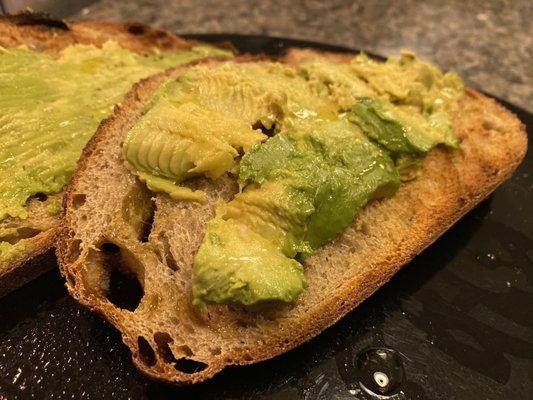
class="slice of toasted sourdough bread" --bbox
[0,13,209,297]
[56,49,527,385]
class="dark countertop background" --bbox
[70,0,532,112]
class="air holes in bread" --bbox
[156,233,179,271]
[127,23,145,35]
[121,185,153,239]
[252,121,276,137]
[67,239,82,263]
[153,332,175,363]
[174,358,208,374]
[177,345,194,357]
[153,332,206,373]
[96,241,144,311]
[64,272,76,288]
[100,242,120,254]
[15,227,41,240]
[137,336,156,367]
[140,202,155,243]
[0,227,41,245]
[107,265,143,311]
[71,193,86,209]
[34,193,48,202]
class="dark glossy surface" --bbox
[0,36,531,400]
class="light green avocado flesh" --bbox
[0,42,229,224]
[122,52,464,308]
[194,219,307,307]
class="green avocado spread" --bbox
[0,41,229,224]
[122,52,464,308]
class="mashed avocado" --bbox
[349,97,459,153]
[122,52,464,308]
[0,42,229,222]
[301,51,464,112]
[45,198,62,215]
[0,240,35,264]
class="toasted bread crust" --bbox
[56,50,527,385]
[0,14,204,296]
[0,13,196,54]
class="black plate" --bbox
[0,35,531,400]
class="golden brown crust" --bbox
[0,14,210,296]
[56,49,527,385]
[0,14,196,54]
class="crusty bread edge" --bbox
[0,231,58,298]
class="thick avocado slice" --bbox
[193,219,306,307]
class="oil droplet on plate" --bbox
[356,348,404,397]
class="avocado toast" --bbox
[56,46,526,386]
[0,13,229,296]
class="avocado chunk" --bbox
[123,100,265,201]
[0,42,229,222]
[349,97,459,154]
[193,219,306,307]
[298,58,376,110]
[348,97,459,181]
[193,119,400,307]
[299,52,464,114]
[349,52,465,111]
